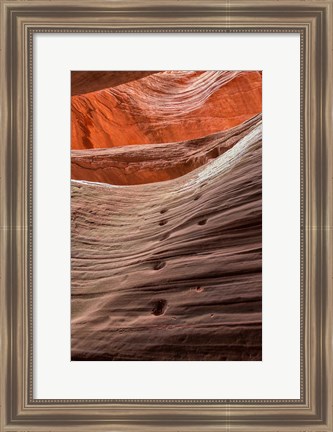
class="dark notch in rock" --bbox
[153,260,166,271]
[151,299,168,316]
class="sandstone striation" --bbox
[71,114,260,185]
[71,70,262,150]
[71,115,262,361]
[71,70,262,361]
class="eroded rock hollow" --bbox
[71,70,262,361]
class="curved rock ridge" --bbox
[71,71,159,96]
[71,116,262,361]
[71,114,260,185]
[71,70,262,149]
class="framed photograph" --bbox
[1,1,332,431]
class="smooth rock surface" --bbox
[71,71,158,96]
[71,115,260,185]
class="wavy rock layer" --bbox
[71,71,262,150]
[71,115,259,185]
[71,116,262,361]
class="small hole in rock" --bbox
[196,286,204,293]
[160,209,168,214]
[194,195,201,201]
[198,219,207,226]
[151,299,167,316]
[153,261,166,270]
[159,220,168,226]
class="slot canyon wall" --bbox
[71,70,262,361]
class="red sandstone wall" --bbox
[71,71,262,150]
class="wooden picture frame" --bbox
[1,0,332,430]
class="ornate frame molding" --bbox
[1,1,332,430]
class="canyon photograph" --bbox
[71,70,262,361]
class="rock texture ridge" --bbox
[71,70,262,149]
[71,115,260,185]
[71,71,262,361]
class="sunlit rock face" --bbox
[71,70,262,150]
[71,115,260,185]
[71,71,262,361]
